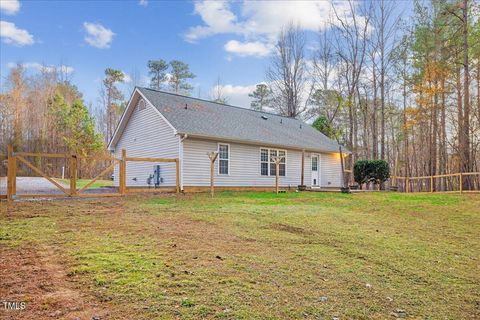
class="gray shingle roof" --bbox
[138,87,346,153]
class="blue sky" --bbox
[0,0,413,109]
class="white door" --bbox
[311,154,320,187]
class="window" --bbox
[260,148,286,177]
[260,148,269,176]
[218,144,229,175]
[311,156,318,171]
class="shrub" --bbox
[353,160,390,189]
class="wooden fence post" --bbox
[271,156,284,194]
[175,158,180,194]
[207,152,218,197]
[69,155,77,196]
[406,177,410,193]
[119,149,126,195]
[7,144,14,202]
[275,162,279,194]
[459,173,463,193]
[430,176,434,193]
[11,148,16,197]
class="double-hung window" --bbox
[260,148,269,176]
[260,148,286,176]
[218,144,229,175]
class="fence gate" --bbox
[74,155,121,197]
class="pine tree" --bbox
[249,84,272,112]
[169,60,195,95]
[147,59,168,90]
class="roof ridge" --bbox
[137,86,303,121]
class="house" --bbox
[107,87,348,192]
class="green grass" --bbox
[1,192,479,319]
[58,178,113,189]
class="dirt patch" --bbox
[0,245,107,320]
[268,223,311,235]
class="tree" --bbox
[310,30,345,144]
[373,0,400,160]
[4,64,27,150]
[391,33,412,178]
[267,23,307,118]
[460,0,471,176]
[312,115,340,140]
[331,0,371,165]
[209,77,230,104]
[0,62,106,177]
[102,68,124,143]
[249,84,272,111]
[50,92,103,156]
[169,60,195,95]
[147,59,168,90]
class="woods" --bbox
[255,0,480,186]
[0,59,196,177]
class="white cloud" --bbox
[224,40,271,57]
[138,0,148,6]
[0,0,20,15]
[122,71,132,83]
[0,21,34,46]
[240,1,331,37]
[209,84,257,107]
[185,1,359,57]
[184,1,240,43]
[83,22,114,49]
[7,62,74,74]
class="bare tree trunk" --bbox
[456,68,464,173]
[461,0,471,181]
[403,62,409,178]
[440,77,447,188]
[372,63,378,159]
[431,80,438,189]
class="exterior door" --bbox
[311,154,320,187]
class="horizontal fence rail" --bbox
[391,172,480,193]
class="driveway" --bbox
[0,177,116,196]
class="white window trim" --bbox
[217,143,230,175]
[259,147,287,177]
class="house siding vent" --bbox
[137,99,146,111]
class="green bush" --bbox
[353,160,390,188]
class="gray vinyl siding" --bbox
[183,139,340,187]
[183,138,342,188]
[113,99,179,187]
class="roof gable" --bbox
[107,88,176,150]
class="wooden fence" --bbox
[391,172,480,193]
[1,145,180,202]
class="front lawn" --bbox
[0,192,478,319]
